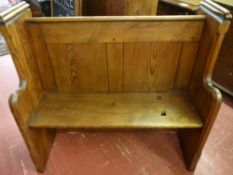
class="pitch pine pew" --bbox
[0,0,231,172]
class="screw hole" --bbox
[161,111,167,116]
[156,96,162,100]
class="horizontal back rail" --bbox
[25,16,205,43]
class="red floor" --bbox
[0,54,233,175]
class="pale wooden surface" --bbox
[107,43,124,92]
[36,41,200,92]
[123,42,182,91]
[25,24,56,91]
[24,17,204,93]
[26,20,204,44]
[178,0,232,170]
[174,42,199,88]
[28,92,203,129]
[0,4,56,172]
[124,0,158,15]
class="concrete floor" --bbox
[0,54,232,175]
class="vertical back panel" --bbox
[25,17,204,92]
[123,43,151,91]
[123,42,182,91]
[175,42,199,89]
[26,24,57,92]
[46,41,198,92]
[47,43,108,92]
[148,42,182,90]
[107,43,124,92]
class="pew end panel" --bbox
[0,2,56,172]
[0,0,231,172]
[178,0,232,170]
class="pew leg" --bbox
[177,129,202,170]
[22,129,56,172]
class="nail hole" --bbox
[161,111,167,116]
[156,96,162,100]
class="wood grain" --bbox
[0,9,56,172]
[47,43,109,92]
[25,24,57,92]
[148,42,182,90]
[123,43,151,91]
[124,0,158,15]
[123,42,182,91]
[26,19,204,43]
[107,43,124,92]
[178,2,231,170]
[28,92,203,129]
[175,42,199,88]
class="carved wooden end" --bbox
[0,2,56,172]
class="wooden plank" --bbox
[47,43,108,92]
[123,42,182,91]
[175,42,199,88]
[25,15,206,23]
[25,24,57,91]
[0,9,56,172]
[148,42,182,90]
[178,2,231,170]
[124,0,158,15]
[28,92,203,129]
[31,20,204,43]
[107,43,124,92]
[46,44,72,92]
[123,43,151,91]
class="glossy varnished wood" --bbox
[0,2,56,172]
[39,42,200,92]
[0,0,230,172]
[25,18,204,44]
[123,42,182,91]
[178,0,232,171]
[28,92,203,129]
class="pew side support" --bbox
[178,0,232,170]
[0,2,56,172]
